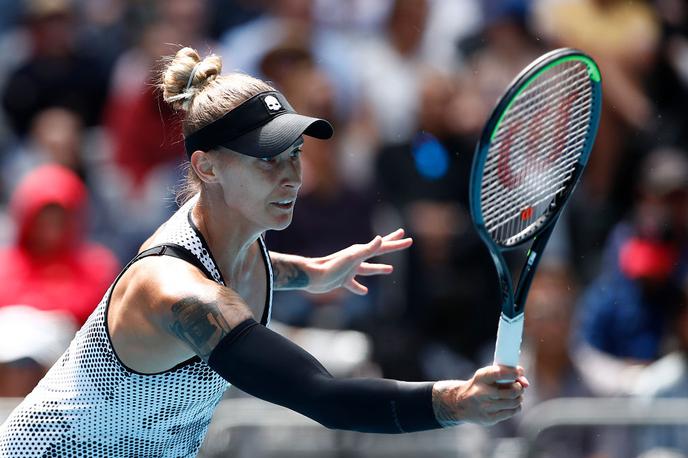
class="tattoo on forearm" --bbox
[432,383,462,428]
[169,297,233,360]
[272,260,309,290]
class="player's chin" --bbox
[267,206,295,230]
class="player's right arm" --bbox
[125,257,527,432]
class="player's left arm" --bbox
[269,229,412,295]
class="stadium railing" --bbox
[2,396,687,457]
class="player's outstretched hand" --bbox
[304,229,412,295]
[432,365,529,427]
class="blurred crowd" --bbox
[0,0,688,456]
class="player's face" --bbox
[214,138,304,231]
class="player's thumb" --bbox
[477,365,523,384]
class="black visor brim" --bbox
[219,113,333,158]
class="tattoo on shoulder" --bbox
[272,261,309,289]
[168,297,232,360]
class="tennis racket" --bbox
[469,48,602,378]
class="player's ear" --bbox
[190,150,219,184]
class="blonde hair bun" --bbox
[161,47,223,111]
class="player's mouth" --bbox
[271,199,295,210]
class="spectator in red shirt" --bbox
[0,164,119,326]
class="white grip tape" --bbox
[493,313,525,368]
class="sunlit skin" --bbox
[215,138,305,232]
[188,138,304,285]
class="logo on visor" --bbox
[263,95,282,112]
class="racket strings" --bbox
[492,63,590,139]
[481,113,590,195]
[486,114,588,241]
[484,71,591,185]
[491,66,589,145]
[483,172,574,241]
[492,90,591,173]
[481,143,584,225]
[483,72,589,195]
[480,61,593,245]
[484,106,589,211]
[487,100,590,240]
[481,121,589,207]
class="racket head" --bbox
[469,48,602,252]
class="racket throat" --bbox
[513,220,557,315]
[512,250,539,314]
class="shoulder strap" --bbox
[256,236,273,326]
[132,243,216,281]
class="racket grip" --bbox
[493,312,525,373]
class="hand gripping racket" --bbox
[469,48,602,378]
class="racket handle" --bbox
[493,313,525,381]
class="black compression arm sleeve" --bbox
[208,319,441,433]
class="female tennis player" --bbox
[0,47,528,457]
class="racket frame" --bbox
[469,48,602,367]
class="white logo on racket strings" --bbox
[264,95,282,112]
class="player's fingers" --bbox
[376,238,413,256]
[347,232,412,261]
[477,384,502,401]
[382,228,406,241]
[341,236,383,264]
[345,279,369,295]
[490,405,522,423]
[363,236,383,253]
[356,263,393,276]
[476,365,522,384]
[516,375,530,389]
[496,381,525,399]
[480,383,520,401]
[483,397,523,413]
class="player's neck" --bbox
[191,192,262,277]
